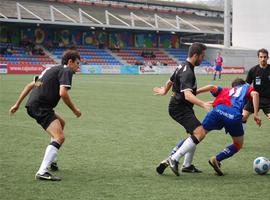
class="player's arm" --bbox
[153,79,173,96]
[196,85,217,95]
[184,90,212,112]
[250,91,261,126]
[60,86,81,118]
[9,81,35,115]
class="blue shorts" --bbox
[215,65,222,71]
[202,105,244,137]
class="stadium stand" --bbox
[0,0,221,68]
[51,46,123,66]
[0,43,56,65]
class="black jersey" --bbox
[246,64,270,98]
[26,65,74,109]
[169,61,197,107]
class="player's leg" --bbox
[169,126,206,176]
[169,109,205,176]
[175,134,202,173]
[213,70,217,80]
[209,115,244,176]
[36,115,64,181]
[242,101,254,128]
[261,98,270,120]
[209,136,242,176]
[49,113,65,171]
[218,70,221,79]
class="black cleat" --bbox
[182,164,202,173]
[35,172,61,181]
[50,162,59,171]
[156,159,169,175]
[208,156,224,176]
[168,157,180,176]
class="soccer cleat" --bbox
[156,158,169,175]
[168,157,180,176]
[182,164,202,173]
[35,172,61,181]
[50,162,59,171]
[208,156,224,176]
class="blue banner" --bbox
[120,65,139,74]
[80,65,102,74]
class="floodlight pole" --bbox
[224,0,231,48]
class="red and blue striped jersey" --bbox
[211,83,253,112]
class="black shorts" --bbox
[168,99,201,134]
[244,97,270,115]
[26,106,57,130]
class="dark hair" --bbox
[257,48,268,57]
[231,78,246,87]
[61,49,81,65]
[188,42,207,58]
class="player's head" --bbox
[62,49,81,72]
[231,78,246,87]
[257,48,269,67]
[188,42,207,66]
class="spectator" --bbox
[6,45,13,55]
[113,42,120,52]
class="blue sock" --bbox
[170,139,185,156]
[216,144,240,162]
[219,74,221,79]
[213,74,216,80]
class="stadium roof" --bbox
[0,0,223,35]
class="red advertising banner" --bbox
[7,64,45,74]
[222,66,245,74]
[206,66,245,74]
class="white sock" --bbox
[171,137,197,161]
[50,138,58,163]
[37,144,58,175]
[183,145,196,167]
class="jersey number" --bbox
[229,87,242,97]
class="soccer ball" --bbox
[253,157,270,175]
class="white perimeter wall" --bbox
[232,0,270,50]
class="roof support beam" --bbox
[176,15,200,31]
[130,12,155,28]
[16,2,43,21]
[50,5,76,23]
[105,10,130,27]
[79,8,103,25]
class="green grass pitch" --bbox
[1,74,270,200]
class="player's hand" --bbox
[9,104,19,115]
[153,87,166,96]
[73,108,82,118]
[203,101,212,112]
[254,115,261,127]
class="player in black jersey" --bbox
[153,43,212,176]
[243,48,270,124]
[9,49,81,181]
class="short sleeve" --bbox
[211,86,223,97]
[246,68,254,84]
[246,85,254,101]
[58,68,73,89]
[170,70,176,82]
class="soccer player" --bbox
[154,42,212,175]
[243,48,270,123]
[213,51,223,80]
[168,78,261,176]
[9,49,82,181]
